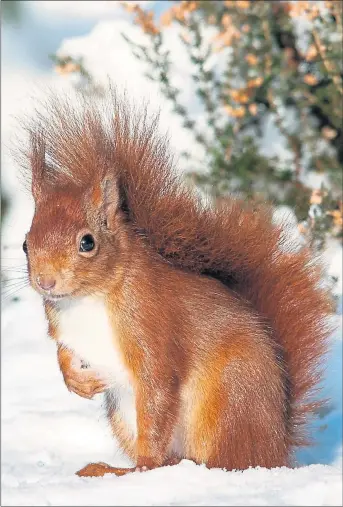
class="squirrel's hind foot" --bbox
[76,457,182,477]
[76,462,135,477]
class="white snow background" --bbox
[1,2,342,505]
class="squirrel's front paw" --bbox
[64,366,108,399]
[58,346,108,399]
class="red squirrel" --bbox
[20,91,333,478]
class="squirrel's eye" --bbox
[79,234,95,253]
[22,240,28,254]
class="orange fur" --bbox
[19,88,334,475]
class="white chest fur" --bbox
[56,296,137,437]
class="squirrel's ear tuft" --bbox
[29,131,46,201]
[91,175,122,231]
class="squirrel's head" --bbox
[24,174,130,301]
[20,91,169,301]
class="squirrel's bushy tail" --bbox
[22,88,334,454]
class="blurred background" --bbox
[1,0,342,471]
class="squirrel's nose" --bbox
[36,274,56,291]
